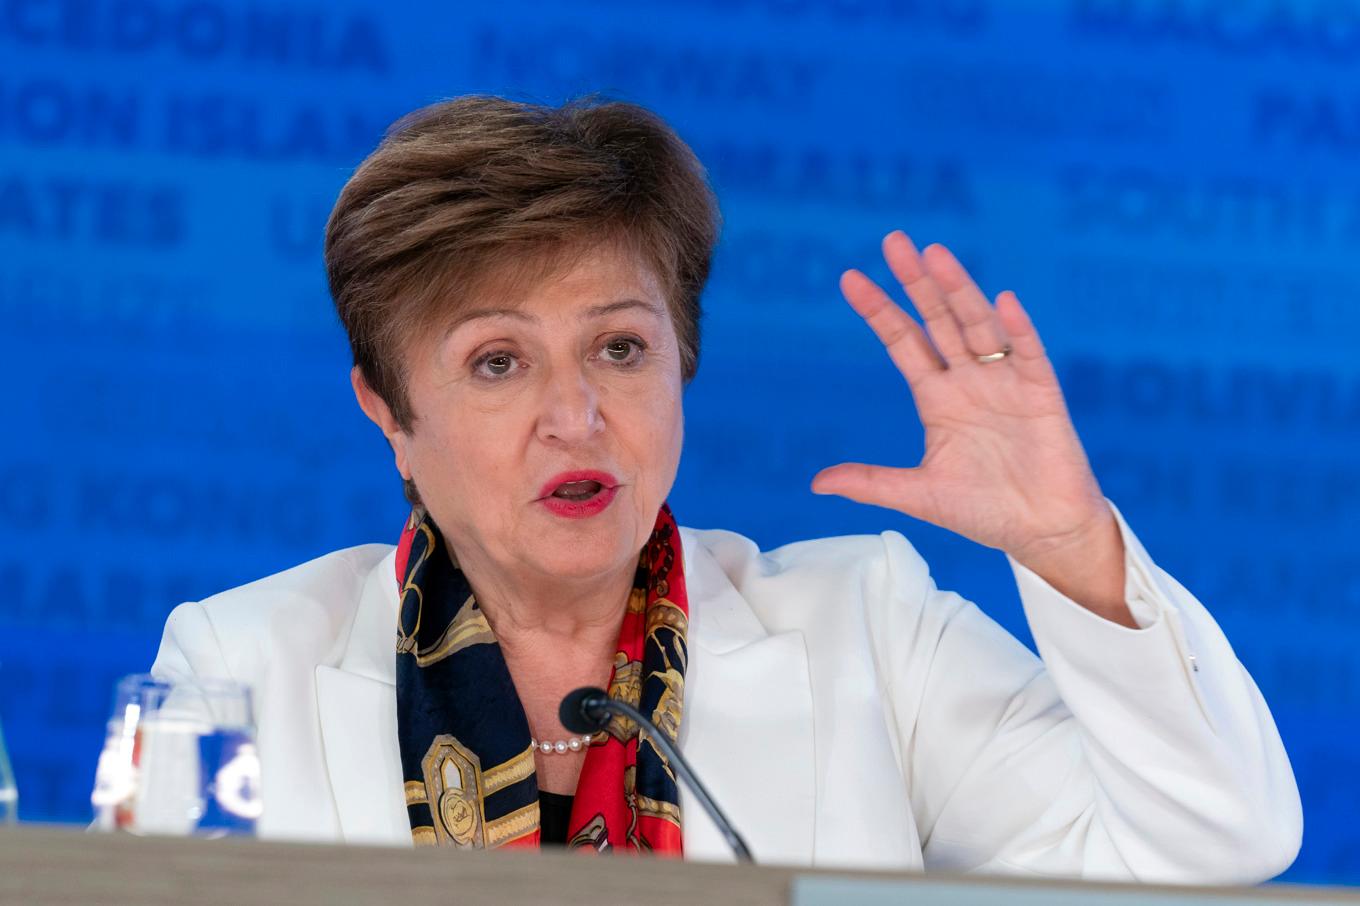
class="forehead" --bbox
[443,242,667,330]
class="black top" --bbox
[538,791,574,845]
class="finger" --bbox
[881,231,968,362]
[921,243,1009,363]
[839,269,943,386]
[995,291,1058,386]
[811,462,937,521]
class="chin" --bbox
[530,527,642,582]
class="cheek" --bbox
[406,409,517,503]
[661,394,684,462]
[629,383,684,489]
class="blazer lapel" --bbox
[315,548,410,846]
[678,529,817,865]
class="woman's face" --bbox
[365,244,685,590]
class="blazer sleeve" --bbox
[873,503,1302,884]
[149,600,236,683]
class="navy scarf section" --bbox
[395,512,540,847]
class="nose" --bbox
[535,363,604,446]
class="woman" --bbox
[151,95,1301,880]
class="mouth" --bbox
[551,480,605,501]
[538,470,620,519]
[538,470,620,500]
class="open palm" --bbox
[811,231,1113,570]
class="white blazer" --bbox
[150,506,1301,883]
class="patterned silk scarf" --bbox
[393,504,688,853]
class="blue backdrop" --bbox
[2,0,1358,885]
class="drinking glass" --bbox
[91,674,261,837]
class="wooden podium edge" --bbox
[0,824,1354,905]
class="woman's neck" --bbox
[453,548,631,730]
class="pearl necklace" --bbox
[531,732,599,755]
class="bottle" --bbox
[0,710,16,824]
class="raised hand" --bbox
[811,232,1132,624]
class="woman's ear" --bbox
[351,366,413,481]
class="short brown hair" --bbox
[325,94,721,432]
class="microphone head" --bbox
[559,687,611,733]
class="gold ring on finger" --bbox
[975,344,1013,364]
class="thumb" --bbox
[811,463,935,517]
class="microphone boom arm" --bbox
[608,697,754,863]
[572,690,754,863]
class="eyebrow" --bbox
[585,298,666,319]
[445,298,665,333]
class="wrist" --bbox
[1011,504,1134,627]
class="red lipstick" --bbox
[538,470,620,519]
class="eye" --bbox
[472,351,519,379]
[600,337,645,365]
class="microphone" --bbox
[559,687,754,863]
